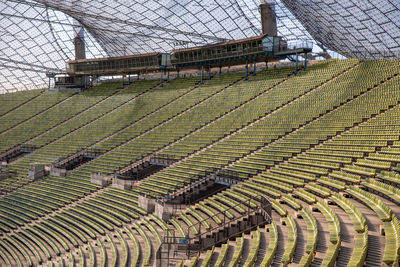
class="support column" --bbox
[219,66,222,75]
[177,70,180,78]
[295,53,299,75]
[253,62,257,75]
[245,60,249,81]
[304,53,308,70]
[160,71,163,87]
[72,1,85,60]
[121,75,125,89]
[201,65,204,84]
[74,32,85,60]
[208,67,211,80]
[167,70,170,82]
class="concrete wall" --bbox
[112,178,133,189]
[139,195,156,213]
[155,201,173,221]
[91,173,112,186]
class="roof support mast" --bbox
[74,28,85,60]
[72,1,86,60]
[260,0,277,36]
[70,1,89,90]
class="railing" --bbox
[20,144,37,152]
[0,166,15,178]
[152,154,179,161]
[117,156,151,175]
[53,147,103,168]
[0,144,37,162]
[189,194,272,247]
[215,168,244,184]
[166,166,220,199]
[114,173,136,181]
[172,47,266,65]
[287,39,314,50]
[0,145,22,161]
[150,154,178,167]
[156,194,272,267]
[166,167,245,203]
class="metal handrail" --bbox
[155,193,272,266]
[187,194,271,240]
[171,47,266,65]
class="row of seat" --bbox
[29,80,161,149]
[141,60,400,266]
[0,90,74,137]
[1,77,201,191]
[0,82,122,153]
[0,89,42,117]
[157,67,295,159]
[0,64,309,266]
[139,59,360,197]
[1,59,400,266]
[92,73,244,153]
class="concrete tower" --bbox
[72,1,85,60]
[260,0,277,36]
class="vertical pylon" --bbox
[72,1,86,60]
[260,0,277,36]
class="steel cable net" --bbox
[0,0,105,93]
[0,0,399,93]
[281,0,400,59]
[35,0,315,55]
[36,0,263,55]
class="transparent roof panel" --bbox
[0,0,399,93]
[281,0,400,58]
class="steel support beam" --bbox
[245,60,249,80]
[304,53,308,70]
[201,65,204,84]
